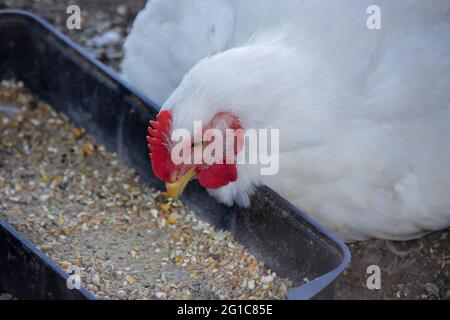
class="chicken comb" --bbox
[147,110,175,181]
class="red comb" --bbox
[147,110,175,181]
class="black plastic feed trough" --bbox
[0,10,351,300]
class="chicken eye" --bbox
[192,141,201,148]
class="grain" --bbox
[0,80,293,300]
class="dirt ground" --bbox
[1,0,448,300]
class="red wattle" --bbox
[197,163,238,189]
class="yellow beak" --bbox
[165,167,197,199]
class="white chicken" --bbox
[122,0,450,242]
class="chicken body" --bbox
[122,0,450,241]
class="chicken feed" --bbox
[0,79,294,300]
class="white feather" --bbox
[122,0,450,241]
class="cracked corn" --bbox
[0,80,294,300]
